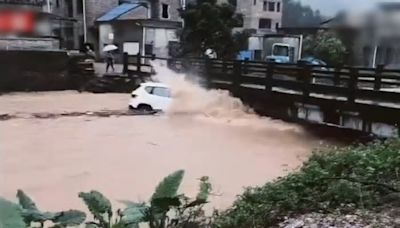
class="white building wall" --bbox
[237,0,282,33]
[146,27,179,58]
[98,24,114,55]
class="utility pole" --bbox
[82,0,87,42]
[46,0,51,12]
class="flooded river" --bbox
[0,66,326,212]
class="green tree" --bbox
[179,0,243,58]
[302,30,347,65]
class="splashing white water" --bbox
[151,62,303,132]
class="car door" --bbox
[150,87,172,111]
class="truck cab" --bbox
[265,43,296,63]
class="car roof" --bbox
[140,82,170,88]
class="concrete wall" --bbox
[146,27,179,58]
[99,24,114,55]
[158,0,182,21]
[237,0,282,33]
[50,0,84,50]
[0,38,60,50]
[0,50,71,92]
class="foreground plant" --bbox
[80,170,213,228]
[16,190,86,228]
[215,139,400,227]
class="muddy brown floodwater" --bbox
[0,66,328,213]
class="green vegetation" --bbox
[215,139,400,227]
[17,190,86,227]
[179,0,245,58]
[303,30,348,65]
[0,170,212,228]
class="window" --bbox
[263,1,267,11]
[253,0,256,5]
[259,18,271,29]
[56,0,59,8]
[145,86,171,98]
[277,2,281,12]
[153,87,171,98]
[77,0,83,15]
[145,86,153,94]
[162,4,169,19]
[268,2,275,12]
[145,44,153,55]
[273,45,289,56]
[66,0,73,17]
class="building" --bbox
[321,2,400,67]
[93,0,183,59]
[0,0,72,50]
[223,0,282,34]
[47,0,84,50]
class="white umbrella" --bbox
[103,44,118,52]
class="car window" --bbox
[144,86,153,94]
[152,87,171,98]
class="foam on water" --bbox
[151,62,303,133]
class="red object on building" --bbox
[0,10,36,34]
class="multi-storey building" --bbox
[221,0,282,34]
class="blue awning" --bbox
[96,3,142,22]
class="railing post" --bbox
[265,62,274,93]
[122,52,128,74]
[243,58,249,75]
[222,59,227,73]
[334,65,342,86]
[348,68,358,103]
[302,65,312,99]
[204,58,212,87]
[136,52,142,73]
[232,60,241,93]
[374,64,384,91]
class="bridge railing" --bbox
[122,53,400,106]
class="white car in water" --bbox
[129,82,172,112]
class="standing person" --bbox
[85,44,95,59]
[105,51,115,72]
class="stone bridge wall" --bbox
[0,50,78,92]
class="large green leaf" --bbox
[16,189,38,211]
[151,197,181,212]
[79,191,112,224]
[120,203,148,225]
[0,197,25,228]
[118,200,145,208]
[53,209,86,226]
[21,210,58,224]
[151,170,185,202]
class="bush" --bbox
[215,139,400,227]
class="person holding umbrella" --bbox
[103,44,118,73]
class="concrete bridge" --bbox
[123,54,400,137]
